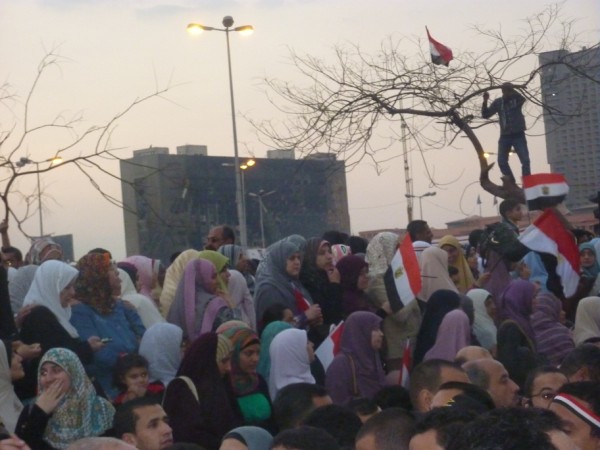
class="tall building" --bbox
[538,46,600,210]
[120,146,350,262]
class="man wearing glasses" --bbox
[523,366,568,408]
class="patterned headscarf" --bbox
[25,237,63,265]
[38,348,114,449]
[365,232,399,277]
[219,244,244,268]
[75,253,115,315]
[220,325,260,396]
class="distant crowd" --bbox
[0,200,599,450]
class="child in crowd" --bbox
[112,353,165,406]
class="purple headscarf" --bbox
[423,309,471,362]
[531,291,574,366]
[498,279,537,345]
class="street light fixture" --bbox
[15,156,63,237]
[249,189,276,249]
[187,16,254,249]
[405,191,436,220]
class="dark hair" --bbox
[113,396,161,438]
[374,385,412,411]
[221,225,235,244]
[321,230,347,246]
[448,266,459,277]
[556,381,600,437]
[446,407,565,450]
[113,353,149,390]
[271,426,340,450]
[169,252,182,265]
[117,262,138,286]
[409,360,464,409]
[467,229,486,249]
[407,220,429,241]
[436,381,495,413]
[347,236,368,255]
[356,408,415,450]
[560,344,600,382]
[523,366,565,398]
[347,398,379,417]
[273,382,330,431]
[304,405,362,449]
[88,248,113,259]
[499,199,521,219]
[2,246,22,261]
[414,407,476,448]
[260,303,292,334]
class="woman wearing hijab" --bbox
[16,348,114,450]
[467,289,497,354]
[122,255,162,301]
[70,253,145,399]
[254,238,321,330]
[0,340,24,433]
[117,268,164,329]
[438,235,476,294]
[336,254,376,317]
[160,249,200,318]
[221,426,273,450]
[418,246,459,303]
[531,291,575,366]
[17,260,104,401]
[423,309,471,362]
[299,238,343,328]
[496,279,538,388]
[163,333,242,450]
[139,323,183,386]
[565,243,600,321]
[257,321,292,381]
[226,270,257,331]
[325,311,386,405]
[167,259,233,340]
[219,326,273,430]
[574,296,600,345]
[197,250,231,294]
[413,289,462,366]
[218,244,255,295]
[268,328,315,400]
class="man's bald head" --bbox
[455,346,493,365]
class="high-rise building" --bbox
[120,147,350,262]
[538,46,600,211]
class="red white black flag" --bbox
[523,173,569,211]
[426,27,453,66]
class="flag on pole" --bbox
[389,234,422,309]
[519,209,580,297]
[398,339,412,388]
[426,27,453,66]
[523,173,569,211]
[314,321,345,371]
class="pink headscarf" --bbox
[183,259,217,340]
[123,255,160,299]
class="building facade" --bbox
[538,46,600,211]
[120,146,350,262]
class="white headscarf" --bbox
[22,260,79,338]
[118,268,164,329]
[228,269,256,330]
[268,328,315,400]
[139,323,183,386]
[574,296,600,345]
[467,288,497,350]
[0,341,23,433]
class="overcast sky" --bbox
[1,0,598,260]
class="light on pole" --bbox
[248,189,276,249]
[187,16,254,249]
[15,156,63,237]
[405,191,436,220]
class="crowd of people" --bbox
[0,205,599,450]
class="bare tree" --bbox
[252,4,599,207]
[0,49,174,239]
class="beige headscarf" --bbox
[418,246,458,302]
[438,235,475,294]
[159,249,200,317]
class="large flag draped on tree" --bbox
[519,209,580,297]
[523,173,569,211]
[426,27,453,66]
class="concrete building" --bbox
[120,146,350,262]
[538,46,600,211]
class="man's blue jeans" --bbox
[497,131,531,182]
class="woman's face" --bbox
[207,272,219,293]
[108,267,122,296]
[306,340,315,363]
[315,245,334,271]
[217,353,232,376]
[485,297,496,319]
[39,362,71,393]
[580,248,596,268]
[220,268,231,284]
[238,343,260,374]
[467,251,478,270]
[236,254,249,273]
[286,252,302,278]
[59,280,76,307]
[10,352,25,381]
[441,245,459,266]
[371,328,384,351]
[357,266,370,291]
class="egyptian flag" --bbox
[426,27,453,66]
[386,234,422,312]
[519,208,580,297]
[398,339,412,388]
[523,173,569,211]
[315,321,344,371]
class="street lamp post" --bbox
[248,189,276,249]
[187,16,254,249]
[405,191,436,220]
